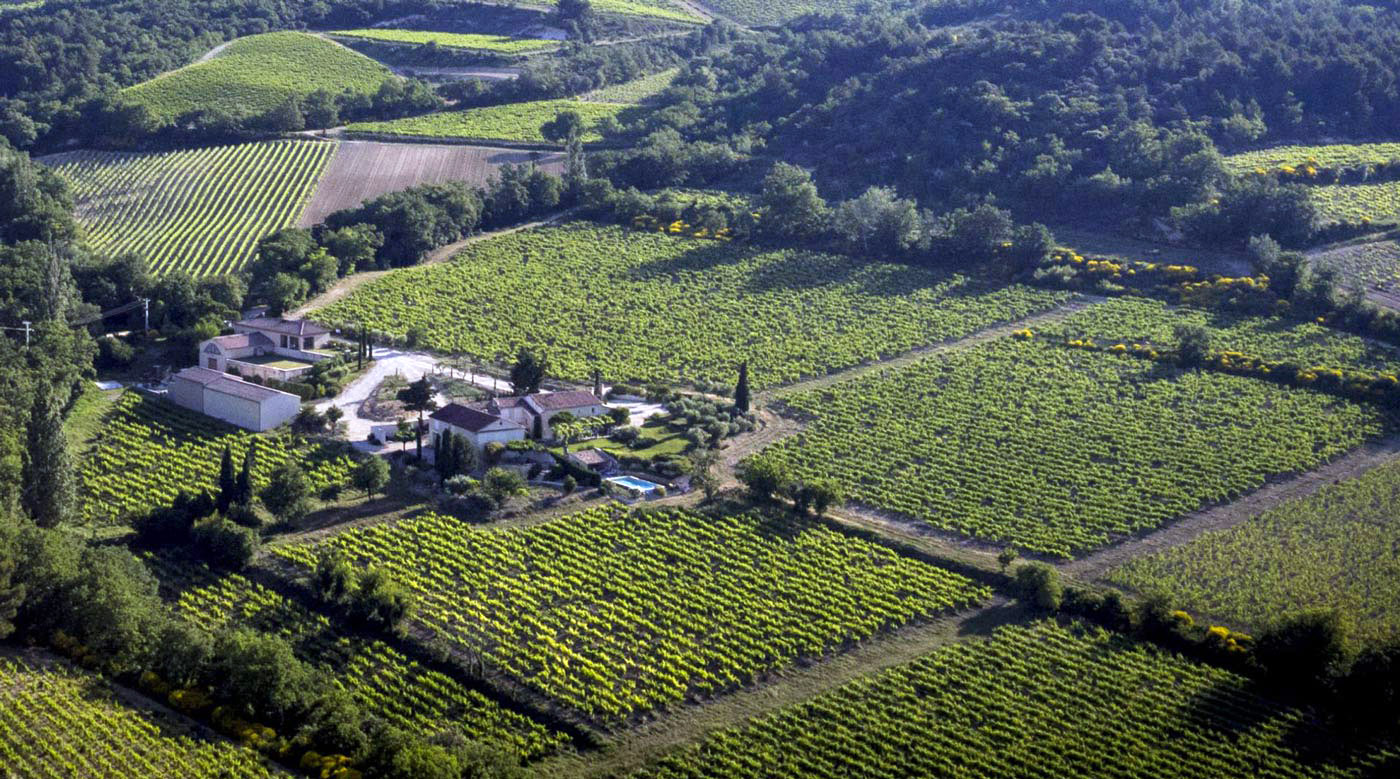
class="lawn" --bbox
[271,506,990,723]
[748,298,1399,558]
[234,355,317,369]
[312,222,1072,388]
[615,620,1395,779]
[558,418,691,460]
[1109,455,1400,647]
[123,31,395,122]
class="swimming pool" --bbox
[606,475,663,494]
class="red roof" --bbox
[527,391,604,411]
[235,317,329,337]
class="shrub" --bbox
[562,475,578,494]
[348,568,414,632]
[1014,562,1062,611]
[1255,610,1352,695]
[192,517,259,570]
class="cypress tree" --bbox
[20,390,75,528]
[216,446,236,513]
[234,446,255,506]
[437,430,456,483]
[453,435,475,476]
[734,362,751,414]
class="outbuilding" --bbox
[168,367,302,432]
[430,402,528,456]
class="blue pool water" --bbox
[607,475,662,493]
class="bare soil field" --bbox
[298,140,564,226]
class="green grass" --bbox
[271,506,990,723]
[233,355,317,369]
[143,556,566,760]
[749,298,1398,558]
[558,418,691,460]
[583,68,680,103]
[618,620,1397,779]
[329,29,559,53]
[123,31,395,122]
[76,392,354,525]
[347,99,630,144]
[0,650,284,777]
[542,0,702,22]
[312,222,1072,388]
[45,140,336,276]
[1109,455,1400,647]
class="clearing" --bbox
[297,140,563,227]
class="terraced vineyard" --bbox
[751,299,1397,558]
[313,222,1071,387]
[143,557,565,759]
[123,31,394,122]
[0,650,284,778]
[45,140,335,276]
[347,98,632,144]
[701,0,905,25]
[272,506,990,722]
[540,0,701,22]
[1110,455,1400,647]
[618,621,1397,779]
[330,29,559,53]
[77,392,353,524]
[1309,240,1400,292]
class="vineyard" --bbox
[1311,182,1400,225]
[1309,240,1400,292]
[122,32,395,123]
[143,556,565,759]
[582,68,680,103]
[619,621,1396,779]
[535,0,702,22]
[750,300,1395,558]
[1109,455,1400,647]
[1224,142,1400,174]
[329,29,558,53]
[271,506,990,723]
[312,222,1071,387]
[0,650,284,778]
[77,392,354,524]
[45,140,335,276]
[347,98,632,144]
[700,0,902,25]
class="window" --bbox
[303,336,314,350]
[207,358,217,369]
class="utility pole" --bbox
[141,298,149,333]
[21,321,30,347]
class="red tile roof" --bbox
[235,317,329,337]
[432,403,524,433]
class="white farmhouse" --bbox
[199,317,335,383]
[168,367,301,432]
[429,403,528,456]
[475,391,610,439]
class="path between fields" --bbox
[761,295,1105,402]
[1063,432,1400,580]
[287,209,576,319]
[533,598,1025,779]
[194,40,232,63]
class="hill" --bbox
[122,31,396,123]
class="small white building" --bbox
[475,391,610,439]
[168,367,302,432]
[199,317,335,383]
[430,403,528,456]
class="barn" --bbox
[168,367,302,432]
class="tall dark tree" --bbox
[20,390,75,528]
[216,446,236,513]
[234,447,255,507]
[396,377,437,460]
[510,348,548,396]
[757,163,828,240]
[734,362,751,414]
[436,429,457,484]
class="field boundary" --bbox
[1064,431,1400,580]
[340,129,625,151]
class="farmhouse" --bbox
[167,367,301,432]
[430,403,528,455]
[473,391,609,439]
[567,448,619,476]
[199,317,334,382]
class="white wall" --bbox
[203,390,263,431]
[258,392,301,432]
[168,377,206,414]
